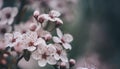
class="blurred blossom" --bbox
[0,24,12,39]
[0,39,5,50]
[14,22,34,33]
[27,0,78,22]
[75,54,99,69]
[0,7,18,25]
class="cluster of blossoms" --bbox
[0,9,75,69]
[27,0,78,22]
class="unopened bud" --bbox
[55,18,63,27]
[69,59,76,67]
[33,10,40,19]
[44,34,52,41]
[60,62,67,69]
[29,23,37,31]
[37,15,45,23]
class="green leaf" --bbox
[23,49,31,61]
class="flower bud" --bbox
[55,18,63,27]
[29,23,37,31]
[33,10,40,19]
[69,59,76,67]
[37,14,49,23]
[43,34,52,41]
[60,62,67,69]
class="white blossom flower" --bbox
[53,28,73,50]
[1,7,18,25]
[32,43,57,67]
[21,31,38,51]
[4,32,22,47]
[54,44,68,62]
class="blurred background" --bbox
[1,0,120,69]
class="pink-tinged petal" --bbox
[63,34,73,43]
[4,33,13,41]
[12,7,18,17]
[13,32,21,38]
[63,43,72,50]
[54,54,60,60]
[47,56,57,65]
[47,44,56,55]
[38,59,47,67]
[8,18,14,25]
[55,18,63,24]
[32,51,41,60]
[27,46,36,51]
[60,51,68,62]
[56,28,63,38]
[34,38,46,46]
[53,36,62,43]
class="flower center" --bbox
[0,28,6,34]
[6,13,11,19]
[61,38,65,43]
[56,50,61,55]
[28,42,34,46]
[42,53,48,59]
[11,38,16,43]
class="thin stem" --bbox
[16,55,23,65]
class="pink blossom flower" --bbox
[1,7,18,25]
[21,31,38,51]
[32,43,57,67]
[53,28,73,50]
[54,44,68,62]
[4,32,22,47]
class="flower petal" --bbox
[53,36,62,43]
[34,38,46,46]
[38,59,47,67]
[56,28,63,38]
[47,56,57,65]
[32,50,41,60]
[60,51,68,62]
[54,54,60,60]
[27,46,36,51]
[63,34,73,43]
[63,43,72,50]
